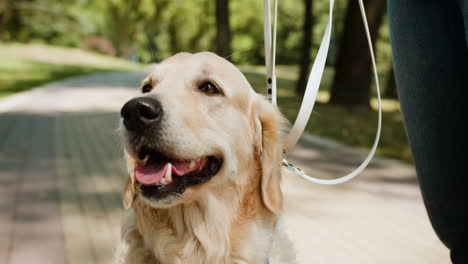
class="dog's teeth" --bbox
[189,160,196,169]
[137,155,149,165]
[160,178,167,184]
[165,163,172,182]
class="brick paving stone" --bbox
[8,115,65,264]
[55,116,95,264]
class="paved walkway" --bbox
[0,71,449,264]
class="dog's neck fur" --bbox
[133,172,275,264]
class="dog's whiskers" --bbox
[223,48,255,60]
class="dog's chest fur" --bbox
[127,188,275,264]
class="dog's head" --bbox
[120,52,284,213]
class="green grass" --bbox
[239,65,412,163]
[0,43,139,98]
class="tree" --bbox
[295,0,314,95]
[0,0,12,39]
[215,0,232,58]
[328,0,386,108]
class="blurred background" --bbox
[2,1,450,264]
[0,0,408,163]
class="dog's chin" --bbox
[128,146,223,207]
[138,192,185,208]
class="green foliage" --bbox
[1,0,391,70]
[1,0,85,45]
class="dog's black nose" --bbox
[121,97,163,131]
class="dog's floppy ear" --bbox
[255,97,284,214]
[123,176,136,209]
[123,152,136,209]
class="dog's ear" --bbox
[123,152,136,209]
[123,176,136,209]
[255,97,284,214]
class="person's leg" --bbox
[388,0,468,263]
[457,0,468,44]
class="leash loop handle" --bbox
[264,0,382,185]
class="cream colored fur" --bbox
[115,52,296,264]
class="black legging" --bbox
[388,0,468,263]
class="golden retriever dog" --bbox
[114,52,296,264]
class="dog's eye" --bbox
[198,82,221,95]
[142,84,153,93]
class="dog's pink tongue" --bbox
[135,163,168,185]
[135,160,206,185]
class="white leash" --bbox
[263,0,278,105]
[263,0,382,185]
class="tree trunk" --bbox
[384,65,398,98]
[0,0,11,34]
[215,0,232,59]
[0,0,21,40]
[295,0,314,95]
[328,0,386,108]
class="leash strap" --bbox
[263,0,382,185]
[263,0,278,105]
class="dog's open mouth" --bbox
[134,147,223,200]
